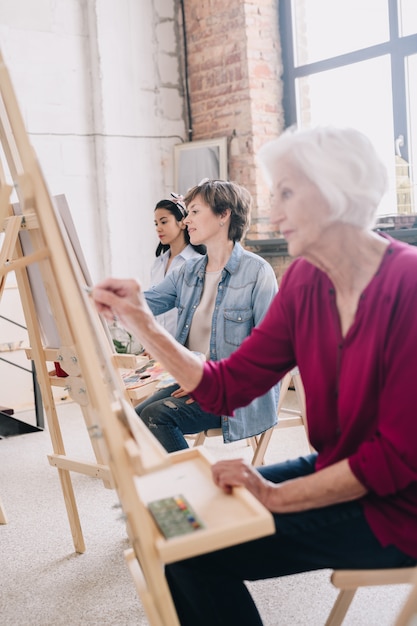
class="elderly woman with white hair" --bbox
[93,126,417,626]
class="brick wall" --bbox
[268,254,294,283]
[183,0,283,241]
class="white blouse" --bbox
[150,245,204,336]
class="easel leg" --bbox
[13,264,88,552]
[0,494,8,524]
[43,398,86,553]
[57,468,85,553]
[80,404,113,489]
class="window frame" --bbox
[279,0,417,163]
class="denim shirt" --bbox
[150,245,203,336]
[144,242,280,442]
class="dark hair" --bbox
[183,180,251,242]
[154,199,206,257]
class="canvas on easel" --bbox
[0,50,275,626]
[12,193,118,491]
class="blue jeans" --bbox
[135,384,221,452]
[165,454,416,626]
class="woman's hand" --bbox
[170,386,195,403]
[212,457,368,513]
[92,278,150,335]
[91,277,205,394]
[212,458,272,503]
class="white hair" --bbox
[257,126,388,230]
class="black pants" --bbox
[165,454,416,626]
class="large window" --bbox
[280,0,417,217]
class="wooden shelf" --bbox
[134,447,274,564]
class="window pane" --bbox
[295,56,396,215]
[292,0,389,66]
[398,0,417,36]
[405,54,417,213]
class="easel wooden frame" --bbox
[0,120,115,551]
[0,494,7,524]
[0,51,275,625]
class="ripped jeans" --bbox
[135,384,221,452]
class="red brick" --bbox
[184,0,283,252]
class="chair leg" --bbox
[395,579,417,626]
[325,589,357,626]
[291,369,315,452]
[192,431,207,447]
[250,428,274,466]
[276,371,293,415]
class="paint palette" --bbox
[147,494,205,539]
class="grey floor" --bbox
[0,398,412,625]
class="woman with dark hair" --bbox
[151,196,205,336]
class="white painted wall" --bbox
[0,0,186,411]
[0,0,185,284]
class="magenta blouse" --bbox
[193,236,417,559]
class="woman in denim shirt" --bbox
[135,179,279,452]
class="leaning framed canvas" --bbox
[174,137,228,194]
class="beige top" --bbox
[186,269,222,358]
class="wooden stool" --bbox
[193,368,311,465]
[325,566,417,625]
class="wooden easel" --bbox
[0,494,7,524]
[0,51,274,625]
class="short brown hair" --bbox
[184,179,251,242]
